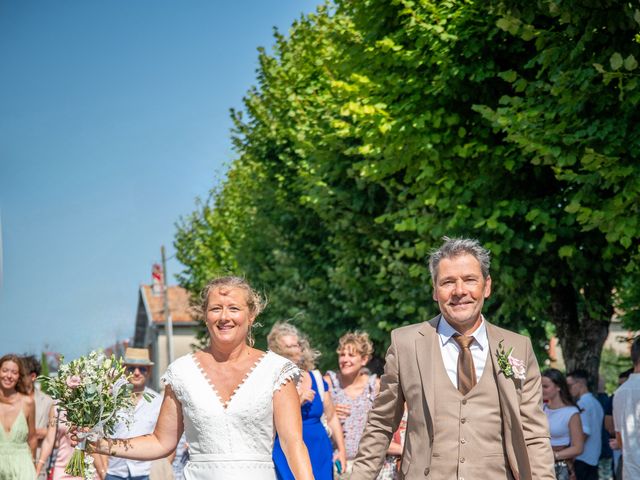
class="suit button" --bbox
[461,399,467,405]
[460,418,466,424]
[424,467,430,476]
[461,438,466,444]
[460,457,466,463]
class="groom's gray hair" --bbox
[428,237,491,282]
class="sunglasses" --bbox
[126,366,149,375]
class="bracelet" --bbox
[36,459,46,465]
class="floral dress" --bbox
[326,371,399,479]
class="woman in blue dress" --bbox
[269,322,347,479]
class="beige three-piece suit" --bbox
[351,316,555,480]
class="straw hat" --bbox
[123,347,154,366]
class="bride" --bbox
[82,276,314,480]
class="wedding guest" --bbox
[35,405,82,480]
[612,336,640,480]
[326,332,405,479]
[0,353,37,480]
[542,369,584,480]
[568,369,604,480]
[21,354,54,480]
[94,348,162,480]
[350,237,554,480]
[74,276,314,480]
[595,376,614,480]
[610,367,633,479]
[268,322,346,480]
[168,433,188,480]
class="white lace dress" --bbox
[161,351,300,480]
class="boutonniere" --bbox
[496,340,526,380]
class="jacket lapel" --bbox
[486,322,519,403]
[486,322,528,480]
[416,316,440,426]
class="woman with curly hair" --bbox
[0,353,37,479]
[268,322,347,480]
[325,332,404,479]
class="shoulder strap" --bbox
[327,370,339,392]
[367,373,378,401]
[311,369,325,396]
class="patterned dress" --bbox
[326,371,399,479]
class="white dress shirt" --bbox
[107,387,163,478]
[437,315,489,388]
[613,373,640,479]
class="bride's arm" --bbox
[274,380,314,480]
[88,385,184,460]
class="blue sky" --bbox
[0,0,318,359]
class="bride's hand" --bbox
[68,426,85,447]
[68,427,102,453]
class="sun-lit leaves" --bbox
[175,0,640,374]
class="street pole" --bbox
[161,245,174,365]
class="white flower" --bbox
[508,355,526,380]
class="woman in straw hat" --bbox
[76,276,313,480]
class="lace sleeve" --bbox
[273,361,301,393]
[161,363,185,403]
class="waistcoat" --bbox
[429,347,513,480]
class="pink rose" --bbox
[66,375,82,388]
[508,355,526,380]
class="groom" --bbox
[351,237,554,480]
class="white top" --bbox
[576,392,604,466]
[437,315,489,388]
[544,404,580,447]
[613,373,640,479]
[161,351,300,480]
[107,387,163,477]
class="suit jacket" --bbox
[350,316,555,480]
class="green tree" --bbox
[175,0,640,378]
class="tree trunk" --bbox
[550,283,611,388]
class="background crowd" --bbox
[0,333,637,480]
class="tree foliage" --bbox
[175,0,640,375]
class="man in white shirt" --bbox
[97,348,162,480]
[612,337,640,480]
[567,369,604,480]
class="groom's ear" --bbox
[483,275,492,298]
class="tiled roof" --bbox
[141,284,196,324]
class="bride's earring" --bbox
[247,323,255,348]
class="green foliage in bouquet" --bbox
[39,351,139,479]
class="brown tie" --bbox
[453,334,477,395]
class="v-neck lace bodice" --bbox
[161,351,300,480]
[191,351,268,409]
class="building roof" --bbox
[140,284,196,324]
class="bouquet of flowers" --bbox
[39,351,138,480]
